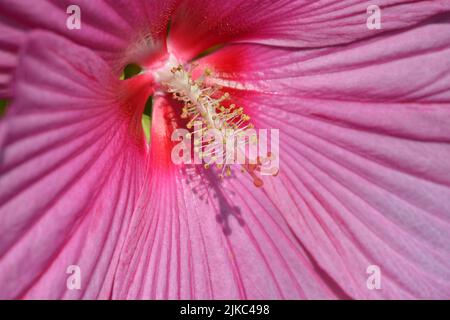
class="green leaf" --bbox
[141,114,151,143]
[0,99,8,117]
[120,63,142,80]
[141,96,153,143]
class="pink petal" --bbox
[0,30,19,98]
[0,31,151,299]
[196,20,450,298]
[0,0,175,97]
[108,95,345,299]
[168,0,450,60]
[204,17,450,102]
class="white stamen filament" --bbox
[154,55,275,187]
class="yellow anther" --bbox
[204,68,213,76]
[253,177,263,188]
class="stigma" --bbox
[154,56,278,187]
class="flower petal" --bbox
[0,0,176,97]
[107,97,347,299]
[0,31,151,299]
[195,20,450,298]
[168,0,450,61]
[204,16,450,101]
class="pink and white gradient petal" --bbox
[0,0,176,97]
[100,92,338,299]
[168,0,450,61]
[196,18,450,298]
[0,32,151,299]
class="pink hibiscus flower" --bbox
[1,0,450,299]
